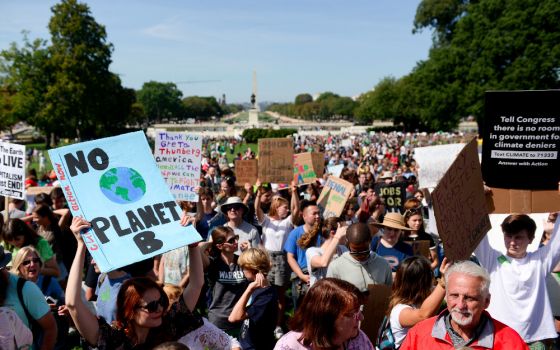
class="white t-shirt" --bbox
[306,245,347,287]
[260,215,293,252]
[389,303,413,347]
[474,219,560,342]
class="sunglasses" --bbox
[137,296,165,313]
[227,205,243,212]
[225,235,239,244]
[349,249,371,257]
[22,258,41,266]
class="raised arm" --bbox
[65,217,100,346]
[182,243,204,311]
[228,272,268,323]
[310,225,347,269]
[290,181,300,226]
[54,208,71,229]
[254,180,264,224]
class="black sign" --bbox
[482,90,560,190]
[375,181,407,214]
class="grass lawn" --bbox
[225,142,258,163]
[25,143,54,176]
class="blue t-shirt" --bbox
[371,236,413,272]
[95,273,130,323]
[239,286,278,350]
[3,273,50,328]
[283,225,322,271]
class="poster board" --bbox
[0,141,25,199]
[258,138,294,184]
[482,90,560,190]
[374,181,407,214]
[235,159,258,185]
[486,187,560,214]
[361,284,391,343]
[414,143,465,188]
[317,176,354,218]
[293,152,324,184]
[48,131,201,272]
[154,131,202,202]
[432,138,491,261]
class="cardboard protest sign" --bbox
[432,138,491,261]
[374,181,407,214]
[327,164,344,177]
[48,131,201,272]
[0,141,25,200]
[154,131,202,202]
[235,159,258,185]
[361,284,391,343]
[317,176,354,218]
[482,90,560,190]
[258,138,294,184]
[486,187,560,214]
[293,152,324,184]
[414,143,465,188]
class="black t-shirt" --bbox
[239,286,278,350]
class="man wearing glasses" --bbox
[327,222,392,292]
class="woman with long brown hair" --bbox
[65,216,205,349]
[402,199,439,270]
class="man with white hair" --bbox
[401,261,528,349]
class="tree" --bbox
[137,81,184,123]
[294,93,313,105]
[183,96,222,120]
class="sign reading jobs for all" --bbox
[154,131,202,202]
[0,142,25,200]
[317,176,354,218]
[482,90,560,190]
[48,131,202,272]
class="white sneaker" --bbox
[274,326,284,339]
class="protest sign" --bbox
[414,143,465,188]
[235,159,258,185]
[486,187,560,214]
[0,141,25,200]
[258,138,293,184]
[341,139,352,148]
[374,181,407,214]
[317,176,354,218]
[361,284,391,343]
[154,131,202,202]
[293,152,324,184]
[327,164,344,177]
[432,138,491,261]
[48,131,201,272]
[482,90,560,190]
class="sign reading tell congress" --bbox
[48,131,201,272]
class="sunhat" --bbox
[374,212,411,231]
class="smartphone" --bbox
[45,296,58,305]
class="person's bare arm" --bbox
[36,311,57,350]
[310,226,347,269]
[290,181,300,226]
[182,244,204,311]
[287,252,308,283]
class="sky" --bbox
[0,0,433,104]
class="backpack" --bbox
[0,306,33,350]
[376,315,398,350]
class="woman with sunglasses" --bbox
[201,226,248,339]
[2,218,60,278]
[66,216,206,349]
[274,278,374,350]
[403,199,439,270]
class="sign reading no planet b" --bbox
[482,90,560,190]
[154,131,202,202]
[48,131,202,272]
[0,141,25,200]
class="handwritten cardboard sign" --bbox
[293,152,324,184]
[0,141,25,199]
[327,164,344,177]
[258,138,294,184]
[154,131,202,202]
[48,131,201,272]
[317,176,354,218]
[235,159,258,185]
[432,138,491,261]
[361,284,391,343]
[374,181,407,214]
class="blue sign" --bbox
[48,131,201,272]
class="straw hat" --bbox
[374,212,411,231]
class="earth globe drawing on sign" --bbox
[99,167,146,204]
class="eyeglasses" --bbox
[137,296,165,313]
[225,235,239,244]
[345,305,364,321]
[349,249,370,257]
[22,258,41,266]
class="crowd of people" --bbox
[0,130,559,350]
